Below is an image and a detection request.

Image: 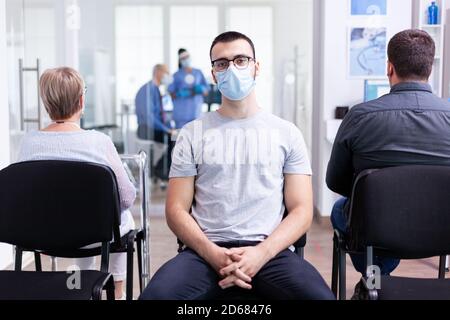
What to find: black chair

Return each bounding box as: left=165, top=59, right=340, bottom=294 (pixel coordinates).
left=0, top=161, right=142, bottom=300
left=332, top=166, right=450, bottom=300
left=0, top=161, right=117, bottom=300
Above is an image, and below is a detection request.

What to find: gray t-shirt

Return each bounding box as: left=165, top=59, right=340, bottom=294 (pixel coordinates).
left=170, top=110, right=312, bottom=243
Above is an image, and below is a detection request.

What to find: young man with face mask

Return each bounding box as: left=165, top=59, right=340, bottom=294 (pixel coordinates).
left=139, top=31, right=334, bottom=300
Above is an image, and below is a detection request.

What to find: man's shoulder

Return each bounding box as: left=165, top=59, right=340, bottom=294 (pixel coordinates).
left=135, top=81, right=153, bottom=98
left=260, top=111, right=288, bottom=124
left=262, top=112, right=301, bottom=132
left=349, top=91, right=450, bottom=117
left=345, top=93, right=403, bottom=123
left=348, top=99, right=383, bottom=116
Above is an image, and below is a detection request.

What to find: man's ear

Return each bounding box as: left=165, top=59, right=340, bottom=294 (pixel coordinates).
left=387, top=61, right=395, bottom=78
left=254, top=61, right=260, bottom=79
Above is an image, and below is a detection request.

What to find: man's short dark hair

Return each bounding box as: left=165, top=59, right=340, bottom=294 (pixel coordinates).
left=388, top=29, right=435, bottom=80
left=210, top=31, right=256, bottom=60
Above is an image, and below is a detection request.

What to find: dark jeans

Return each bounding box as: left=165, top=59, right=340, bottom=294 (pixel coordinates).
left=331, top=197, right=401, bottom=276
left=137, top=125, right=174, bottom=180
left=139, top=241, right=334, bottom=300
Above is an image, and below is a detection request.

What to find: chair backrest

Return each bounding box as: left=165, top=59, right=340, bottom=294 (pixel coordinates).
left=348, top=165, right=450, bottom=259
left=0, top=161, right=122, bottom=252
left=295, top=234, right=307, bottom=249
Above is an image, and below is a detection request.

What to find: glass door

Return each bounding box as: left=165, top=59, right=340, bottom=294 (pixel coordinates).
left=6, top=0, right=57, bottom=162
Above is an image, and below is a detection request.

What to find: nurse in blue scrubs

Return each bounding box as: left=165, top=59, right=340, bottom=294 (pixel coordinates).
left=169, top=49, right=210, bottom=129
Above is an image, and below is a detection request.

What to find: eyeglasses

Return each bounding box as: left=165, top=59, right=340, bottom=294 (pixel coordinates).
left=211, top=56, right=255, bottom=72
left=83, top=86, right=87, bottom=95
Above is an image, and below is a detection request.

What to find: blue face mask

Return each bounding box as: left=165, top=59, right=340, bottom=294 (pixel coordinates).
left=180, top=58, right=192, bottom=69
left=215, top=65, right=256, bottom=101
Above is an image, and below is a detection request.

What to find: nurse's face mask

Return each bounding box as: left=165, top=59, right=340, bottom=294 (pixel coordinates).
left=212, top=55, right=256, bottom=101
left=180, top=57, right=192, bottom=69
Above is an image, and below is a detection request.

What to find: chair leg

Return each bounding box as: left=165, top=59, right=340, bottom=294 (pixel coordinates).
left=51, top=256, right=58, bottom=271
left=439, top=255, right=446, bottom=279
left=149, top=144, right=155, bottom=179
left=338, top=247, right=347, bottom=300
left=34, top=252, right=42, bottom=271
left=331, top=235, right=339, bottom=298
left=105, top=276, right=116, bottom=301
left=298, top=247, right=305, bottom=260
left=93, top=275, right=115, bottom=301
left=15, top=247, right=23, bottom=271
left=136, top=236, right=144, bottom=293
left=93, top=281, right=104, bottom=301
left=126, top=237, right=134, bottom=300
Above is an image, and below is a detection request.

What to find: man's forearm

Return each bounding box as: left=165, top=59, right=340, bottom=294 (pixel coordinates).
left=258, top=207, right=312, bottom=260
left=167, top=207, right=216, bottom=259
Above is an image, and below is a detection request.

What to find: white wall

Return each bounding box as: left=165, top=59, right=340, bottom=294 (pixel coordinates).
left=313, top=0, right=412, bottom=216
left=0, top=0, right=13, bottom=270
left=273, top=0, right=313, bottom=149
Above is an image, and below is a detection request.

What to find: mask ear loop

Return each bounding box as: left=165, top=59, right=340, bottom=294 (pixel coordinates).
left=252, top=59, right=258, bottom=81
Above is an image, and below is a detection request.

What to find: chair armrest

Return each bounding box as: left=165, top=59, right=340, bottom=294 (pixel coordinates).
left=294, top=234, right=307, bottom=249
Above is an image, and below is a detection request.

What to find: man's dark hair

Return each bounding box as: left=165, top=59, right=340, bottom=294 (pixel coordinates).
left=210, top=31, right=256, bottom=60
left=388, top=29, right=435, bottom=80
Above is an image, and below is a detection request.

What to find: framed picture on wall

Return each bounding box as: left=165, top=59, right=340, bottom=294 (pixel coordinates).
left=348, top=27, right=387, bottom=78
left=350, top=0, right=387, bottom=16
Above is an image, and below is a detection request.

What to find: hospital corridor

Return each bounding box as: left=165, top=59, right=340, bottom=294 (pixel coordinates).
left=1, top=0, right=450, bottom=307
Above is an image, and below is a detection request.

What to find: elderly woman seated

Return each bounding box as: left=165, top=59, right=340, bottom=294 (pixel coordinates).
left=17, top=67, right=135, bottom=300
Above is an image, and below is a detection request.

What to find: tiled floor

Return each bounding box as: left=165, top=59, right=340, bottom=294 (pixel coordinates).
left=24, top=186, right=448, bottom=299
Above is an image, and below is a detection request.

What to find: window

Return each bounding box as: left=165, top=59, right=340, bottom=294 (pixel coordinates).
left=170, top=6, right=219, bottom=82
left=24, top=7, right=56, bottom=68
left=115, top=5, right=164, bottom=109
left=114, top=4, right=274, bottom=115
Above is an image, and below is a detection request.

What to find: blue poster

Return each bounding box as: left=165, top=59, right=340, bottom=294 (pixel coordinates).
left=349, top=27, right=387, bottom=78
left=351, top=0, right=387, bottom=15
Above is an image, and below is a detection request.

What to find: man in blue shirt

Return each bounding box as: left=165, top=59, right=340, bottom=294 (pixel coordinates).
left=136, top=64, right=173, bottom=139
left=136, top=64, right=175, bottom=179
left=169, top=49, right=210, bottom=129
